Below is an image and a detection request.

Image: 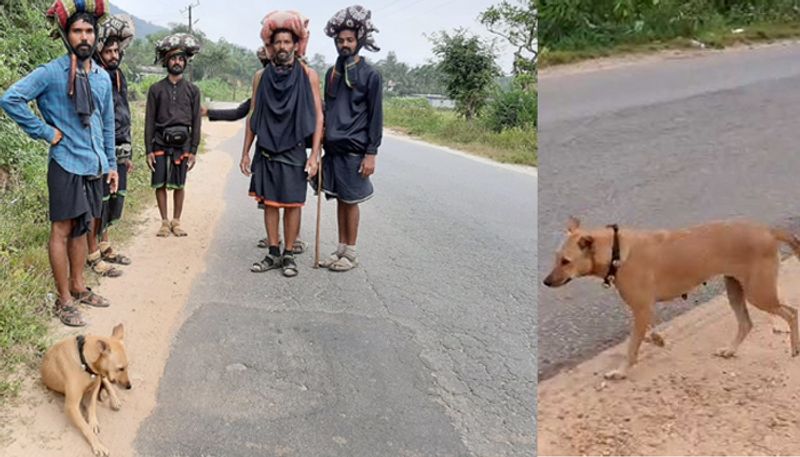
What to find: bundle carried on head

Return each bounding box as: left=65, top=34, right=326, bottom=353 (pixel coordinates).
left=96, top=14, right=136, bottom=54
left=45, top=0, right=109, bottom=121
left=324, top=5, right=380, bottom=53
left=153, top=33, right=201, bottom=66
left=259, top=10, right=310, bottom=60
left=46, top=0, right=108, bottom=35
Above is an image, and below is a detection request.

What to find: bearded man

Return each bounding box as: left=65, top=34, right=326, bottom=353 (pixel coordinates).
left=0, top=0, right=118, bottom=326
left=144, top=33, right=202, bottom=237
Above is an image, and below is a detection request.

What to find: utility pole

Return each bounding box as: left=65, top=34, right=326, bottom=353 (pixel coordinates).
left=181, top=1, right=200, bottom=33
left=180, top=1, right=200, bottom=81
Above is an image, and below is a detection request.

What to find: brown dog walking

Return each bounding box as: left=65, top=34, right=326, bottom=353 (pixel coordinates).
left=544, top=217, right=800, bottom=380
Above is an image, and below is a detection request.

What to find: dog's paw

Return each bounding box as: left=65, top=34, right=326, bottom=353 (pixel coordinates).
left=603, top=369, right=627, bottom=380
left=89, top=419, right=101, bottom=435
left=646, top=332, right=665, bottom=347
left=98, top=388, right=108, bottom=403
left=110, top=397, right=122, bottom=411
left=91, top=439, right=109, bottom=456
left=714, top=347, right=736, bottom=358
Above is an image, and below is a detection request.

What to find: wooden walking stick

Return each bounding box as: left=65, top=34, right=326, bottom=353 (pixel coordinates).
left=314, top=153, right=323, bottom=268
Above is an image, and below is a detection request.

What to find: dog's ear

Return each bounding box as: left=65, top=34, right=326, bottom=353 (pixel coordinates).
left=112, top=323, right=124, bottom=340
left=567, top=216, right=581, bottom=233
left=96, top=339, right=110, bottom=355
left=578, top=235, right=594, bottom=251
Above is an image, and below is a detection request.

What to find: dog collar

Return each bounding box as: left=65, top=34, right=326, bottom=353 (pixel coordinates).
left=76, top=335, right=98, bottom=378
left=603, top=224, right=621, bottom=288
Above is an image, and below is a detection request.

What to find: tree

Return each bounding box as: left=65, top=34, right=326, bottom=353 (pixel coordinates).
left=307, top=53, right=329, bottom=78
left=407, top=63, right=444, bottom=95
left=375, top=51, right=412, bottom=95
left=121, top=24, right=260, bottom=99
left=430, top=29, right=499, bottom=120
left=479, top=0, right=537, bottom=87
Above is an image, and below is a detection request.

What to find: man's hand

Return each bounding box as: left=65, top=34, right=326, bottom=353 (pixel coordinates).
left=305, top=156, right=319, bottom=180
left=240, top=154, right=252, bottom=176
left=124, top=158, right=134, bottom=172
left=107, top=171, right=119, bottom=194
left=187, top=154, right=196, bottom=171
left=51, top=128, right=63, bottom=145
left=359, top=154, right=376, bottom=178
left=146, top=153, right=156, bottom=172
left=200, top=106, right=208, bottom=117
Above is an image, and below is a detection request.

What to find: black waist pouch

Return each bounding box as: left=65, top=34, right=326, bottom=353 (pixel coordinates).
left=162, top=125, right=190, bottom=147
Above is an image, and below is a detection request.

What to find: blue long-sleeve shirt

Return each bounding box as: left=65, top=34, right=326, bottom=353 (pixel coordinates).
left=0, top=54, right=116, bottom=176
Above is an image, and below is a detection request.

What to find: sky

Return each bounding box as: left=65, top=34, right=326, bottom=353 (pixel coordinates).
left=112, top=0, right=514, bottom=74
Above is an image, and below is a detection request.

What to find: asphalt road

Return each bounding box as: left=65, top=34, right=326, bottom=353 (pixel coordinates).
left=135, top=130, right=537, bottom=456
left=538, top=43, right=800, bottom=380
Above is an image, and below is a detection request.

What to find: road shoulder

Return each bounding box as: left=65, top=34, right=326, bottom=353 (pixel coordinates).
left=384, top=129, right=537, bottom=177
left=0, top=121, right=238, bottom=457
left=538, top=257, right=800, bottom=455
left=539, top=39, right=800, bottom=79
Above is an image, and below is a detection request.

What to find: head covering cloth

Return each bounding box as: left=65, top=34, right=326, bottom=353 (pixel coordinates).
left=153, top=33, right=201, bottom=66
left=251, top=10, right=316, bottom=153
left=258, top=10, right=310, bottom=62
left=45, top=0, right=109, bottom=127
left=95, top=14, right=135, bottom=57
left=323, top=5, right=380, bottom=97
left=324, top=5, right=380, bottom=54
left=94, top=14, right=136, bottom=88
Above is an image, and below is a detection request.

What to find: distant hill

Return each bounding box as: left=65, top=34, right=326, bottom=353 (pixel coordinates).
left=109, top=4, right=167, bottom=38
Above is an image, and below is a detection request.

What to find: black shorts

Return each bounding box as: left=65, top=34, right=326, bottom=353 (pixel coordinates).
left=47, top=159, right=102, bottom=238
left=321, top=152, right=374, bottom=204
left=152, top=147, right=190, bottom=190
left=101, top=163, right=128, bottom=231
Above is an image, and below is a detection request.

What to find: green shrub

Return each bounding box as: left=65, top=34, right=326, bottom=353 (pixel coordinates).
left=383, top=98, right=443, bottom=135
left=540, top=0, right=800, bottom=53
left=383, top=97, right=536, bottom=166
left=484, top=86, right=537, bottom=132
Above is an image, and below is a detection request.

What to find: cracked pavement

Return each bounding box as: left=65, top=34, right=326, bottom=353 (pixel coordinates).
left=135, top=129, right=537, bottom=456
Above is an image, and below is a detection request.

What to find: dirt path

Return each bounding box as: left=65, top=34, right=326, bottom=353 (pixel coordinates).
left=0, top=121, right=238, bottom=457
left=538, top=257, right=800, bottom=456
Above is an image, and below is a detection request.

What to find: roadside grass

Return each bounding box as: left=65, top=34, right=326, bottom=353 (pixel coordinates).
left=0, top=104, right=159, bottom=402
left=383, top=98, right=536, bottom=166
left=541, top=16, right=800, bottom=68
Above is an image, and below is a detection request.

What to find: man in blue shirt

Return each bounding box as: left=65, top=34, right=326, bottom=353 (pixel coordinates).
left=0, top=11, right=118, bottom=327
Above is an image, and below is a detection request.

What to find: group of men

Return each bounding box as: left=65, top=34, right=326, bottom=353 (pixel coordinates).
left=207, top=6, right=383, bottom=278
left=0, top=2, right=383, bottom=326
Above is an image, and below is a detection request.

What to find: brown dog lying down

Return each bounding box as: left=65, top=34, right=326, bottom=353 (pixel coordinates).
left=40, top=324, right=131, bottom=456
left=543, top=217, right=800, bottom=380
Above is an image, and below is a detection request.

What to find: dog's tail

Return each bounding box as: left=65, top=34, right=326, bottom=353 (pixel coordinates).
left=772, top=228, right=800, bottom=259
